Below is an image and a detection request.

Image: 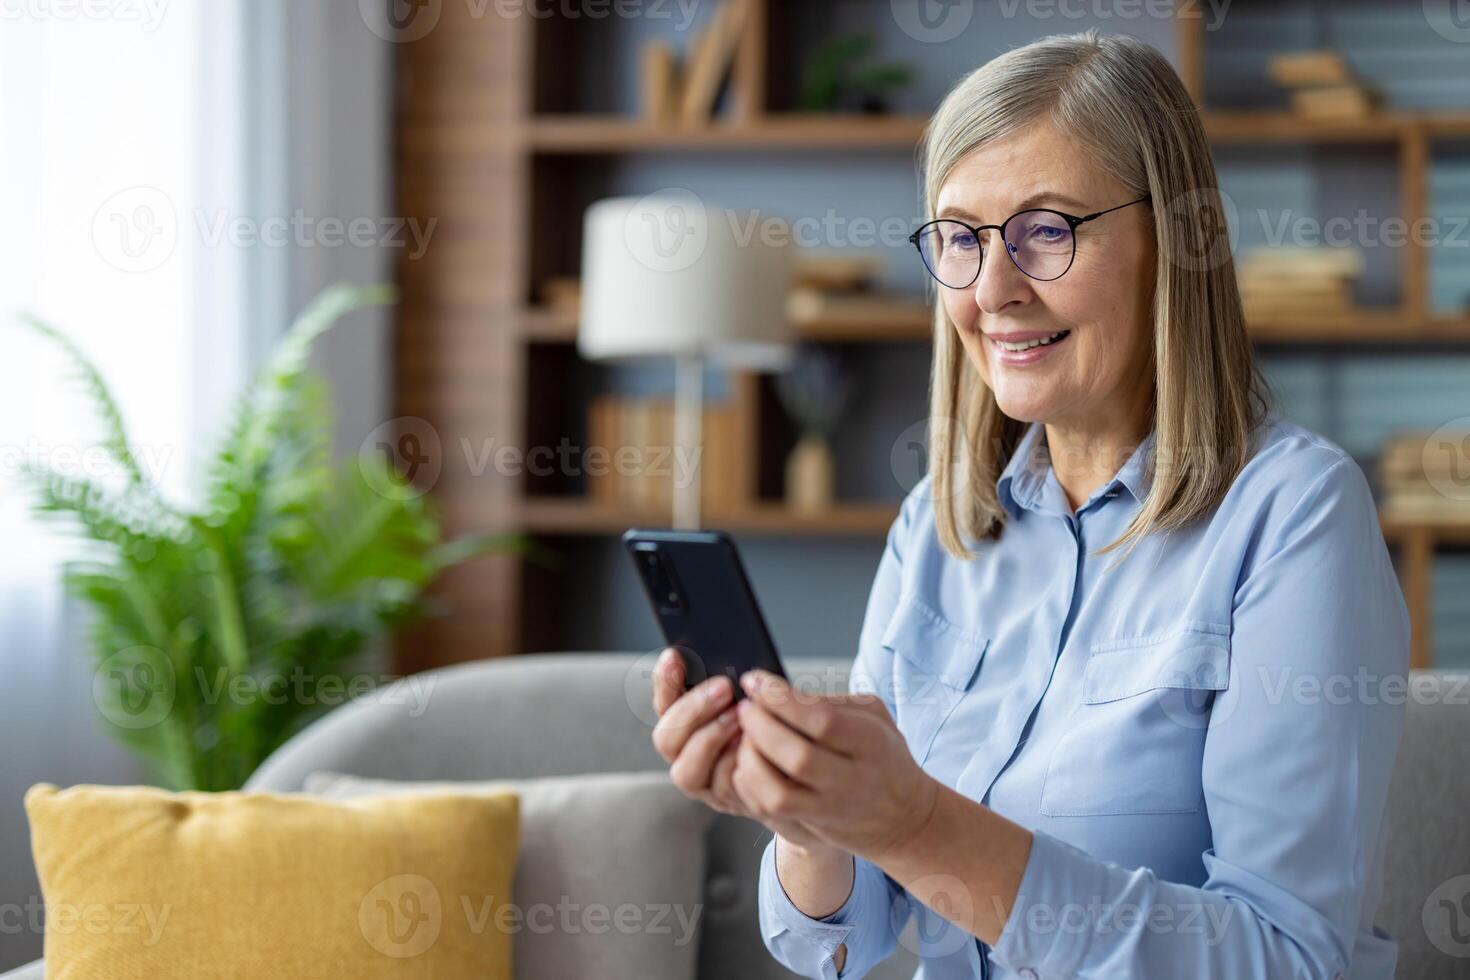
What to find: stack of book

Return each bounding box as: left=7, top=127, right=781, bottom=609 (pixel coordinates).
left=1267, top=50, right=1379, bottom=121
left=640, top=0, right=754, bottom=126
left=585, top=396, right=744, bottom=515
left=1235, top=245, right=1363, bottom=321
left=1379, top=431, right=1470, bottom=520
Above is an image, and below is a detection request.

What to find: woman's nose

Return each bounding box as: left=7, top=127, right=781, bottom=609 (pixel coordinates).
left=972, top=231, right=1032, bottom=315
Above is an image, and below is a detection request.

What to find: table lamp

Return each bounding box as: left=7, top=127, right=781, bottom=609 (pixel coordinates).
left=579, top=191, right=794, bottom=529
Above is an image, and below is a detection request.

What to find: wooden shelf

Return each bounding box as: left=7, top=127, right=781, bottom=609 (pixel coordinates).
left=516, top=110, right=1470, bottom=154
left=520, top=496, right=899, bottom=536
left=521, top=114, right=929, bottom=153
left=1248, top=311, right=1470, bottom=344
left=1381, top=512, right=1470, bottom=545
left=520, top=298, right=935, bottom=345
left=527, top=304, right=1470, bottom=347
left=1203, top=110, right=1470, bottom=144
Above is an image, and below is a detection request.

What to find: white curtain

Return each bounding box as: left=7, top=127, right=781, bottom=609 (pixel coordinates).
left=0, top=2, right=392, bottom=968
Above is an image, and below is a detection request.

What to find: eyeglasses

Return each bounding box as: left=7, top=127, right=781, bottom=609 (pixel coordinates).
left=908, top=194, right=1151, bottom=287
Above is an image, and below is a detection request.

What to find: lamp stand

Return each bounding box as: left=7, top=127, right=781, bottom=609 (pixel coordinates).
left=672, top=353, right=703, bottom=530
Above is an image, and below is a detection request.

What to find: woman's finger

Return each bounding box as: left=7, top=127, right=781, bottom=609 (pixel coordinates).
left=740, top=670, right=863, bottom=757
left=652, top=674, right=734, bottom=762
left=651, top=647, right=685, bottom=718
left=732, top=726, right=821, bottom=821
left=706, top=727, right=744, bottom=811
left=737, top=697, right=845, bottom=790
left=668, top=703, right=740, bottom=795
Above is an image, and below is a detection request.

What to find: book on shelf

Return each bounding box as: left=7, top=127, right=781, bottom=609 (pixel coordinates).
left=640, top=39, right=680, bottom=124
left=1289, top=84, right=1378, bottom=121
left=679, top=0, right=752, bottom=126
left=1267, top=51, right=1351, bottom=88
left=1265, top=49, right=1378, bottom=122
left=585, top=395, right=744, bottom=516
left=1378, top=431, right=1470, bottom=521
left=1235, top=245, right=1362, bottom=318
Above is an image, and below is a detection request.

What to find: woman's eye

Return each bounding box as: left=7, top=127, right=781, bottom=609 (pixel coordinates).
left=1030, top=224, right=1067, bottom=242
left=949, top=231, right=978, bottom=251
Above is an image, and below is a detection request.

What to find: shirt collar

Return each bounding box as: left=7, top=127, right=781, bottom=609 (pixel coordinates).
left=996, top=422, right=1156, bottom=517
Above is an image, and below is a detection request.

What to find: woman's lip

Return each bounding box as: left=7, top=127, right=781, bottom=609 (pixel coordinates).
left=987, top=330, right=1071, bottom=366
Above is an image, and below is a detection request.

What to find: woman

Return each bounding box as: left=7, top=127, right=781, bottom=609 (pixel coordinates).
left=650, top=30, right=1407, bottom=980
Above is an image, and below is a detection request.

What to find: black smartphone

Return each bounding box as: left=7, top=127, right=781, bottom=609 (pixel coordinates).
left=622, top=528, right=788, bottom=701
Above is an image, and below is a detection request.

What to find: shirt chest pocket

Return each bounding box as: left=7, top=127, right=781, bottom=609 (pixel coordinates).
left=1040, top=625, right=1231, bottom=817
left=880, top=595, right=989, bottom=766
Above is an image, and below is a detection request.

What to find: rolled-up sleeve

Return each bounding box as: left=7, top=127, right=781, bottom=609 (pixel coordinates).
left=758, top=838, right=908, bottom=978
left=756, top=480, right=924, bottom=978
left=989, top=457, right=1408, bottom=979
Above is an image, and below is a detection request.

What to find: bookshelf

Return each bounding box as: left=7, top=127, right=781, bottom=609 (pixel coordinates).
left=394, top=0, right=1470, bottom=668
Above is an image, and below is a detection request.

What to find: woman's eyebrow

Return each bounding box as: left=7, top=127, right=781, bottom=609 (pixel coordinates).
left=937, top=192, right=1091, bottom=222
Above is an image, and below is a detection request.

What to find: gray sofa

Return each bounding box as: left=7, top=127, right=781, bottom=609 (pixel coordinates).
left=6, top=655, right=1469, bottom=978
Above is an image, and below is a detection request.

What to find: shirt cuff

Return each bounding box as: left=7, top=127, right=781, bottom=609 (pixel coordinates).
left=990, top=829, right=1105, bottom=979
left=760, top=836, right=860, bottom=950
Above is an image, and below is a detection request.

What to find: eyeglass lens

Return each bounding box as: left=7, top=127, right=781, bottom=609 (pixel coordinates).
left=915, top=210, right=1075, bottom=286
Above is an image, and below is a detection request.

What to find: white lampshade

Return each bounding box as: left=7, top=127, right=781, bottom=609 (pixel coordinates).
left=578, top=191, right=795, bottom=370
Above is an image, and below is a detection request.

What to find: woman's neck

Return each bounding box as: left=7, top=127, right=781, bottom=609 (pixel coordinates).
left=1043, top=406, right=1152, bottom=512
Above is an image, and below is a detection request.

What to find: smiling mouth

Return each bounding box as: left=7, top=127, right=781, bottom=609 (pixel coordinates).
left=990, top=330, right=1071, bottom=352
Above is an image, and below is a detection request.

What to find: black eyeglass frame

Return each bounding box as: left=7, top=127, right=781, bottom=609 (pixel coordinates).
left=908, top=193, right=1152, bottom=286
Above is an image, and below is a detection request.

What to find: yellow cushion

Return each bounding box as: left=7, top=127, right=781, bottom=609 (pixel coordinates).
left=25, top=783, right=519, bottom=979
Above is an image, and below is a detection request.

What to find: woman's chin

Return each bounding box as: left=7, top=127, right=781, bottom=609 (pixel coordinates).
left=992, top=391, right=1057, bottom=426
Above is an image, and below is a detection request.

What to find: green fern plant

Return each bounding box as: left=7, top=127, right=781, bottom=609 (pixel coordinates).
left=18, top=283, right=522, bottom=791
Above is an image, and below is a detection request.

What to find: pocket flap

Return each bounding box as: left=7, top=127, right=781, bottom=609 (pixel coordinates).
left=1082, top=626, right=1230, bottom=704
left=880, top=595, right=988, bottom=689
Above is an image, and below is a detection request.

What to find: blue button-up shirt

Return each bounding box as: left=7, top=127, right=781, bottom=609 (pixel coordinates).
left=758, top=416, right=1408, bottom=979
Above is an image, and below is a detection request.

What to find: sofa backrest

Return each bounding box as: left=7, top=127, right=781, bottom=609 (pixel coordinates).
left=247, top=653, right=918, bottom=980
left=247, top=654, right=1470, bottom=980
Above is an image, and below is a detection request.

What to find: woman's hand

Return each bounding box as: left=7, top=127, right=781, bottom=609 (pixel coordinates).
left=650, top=648, right=835, bottom=853
left=731, top=668, right=939, bottom=865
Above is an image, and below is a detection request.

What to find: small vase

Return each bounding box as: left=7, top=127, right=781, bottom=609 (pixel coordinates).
left=785, top=433, right=835, bottom=513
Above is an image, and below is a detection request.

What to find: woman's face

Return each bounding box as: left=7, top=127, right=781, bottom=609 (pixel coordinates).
left=934, top=122, right=1156, bottom=434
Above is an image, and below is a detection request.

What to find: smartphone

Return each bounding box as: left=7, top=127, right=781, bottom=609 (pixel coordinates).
left=622, top=528, right=788, bottom=701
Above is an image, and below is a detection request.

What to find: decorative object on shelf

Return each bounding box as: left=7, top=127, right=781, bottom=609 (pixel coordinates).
left=15, top=285, right=522, bottom=791
left=774, top=343, right=853, bottom=514
left=798, top=33, right=914, bottom=114
left=1267, top=49, right=1379, bottom=121
left=579, top=193, right=794, bottom=529
left=1235, top=245, right=1363, bottom=320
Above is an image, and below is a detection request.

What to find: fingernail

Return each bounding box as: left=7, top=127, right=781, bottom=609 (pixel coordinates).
left=740, top=671, right=758, bottom=693
left=737, top=698, right=751, bottom=715
left=706, top=677, right=730, bottom=702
